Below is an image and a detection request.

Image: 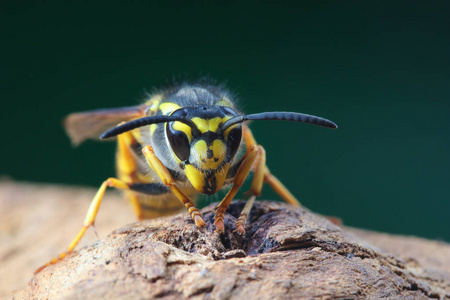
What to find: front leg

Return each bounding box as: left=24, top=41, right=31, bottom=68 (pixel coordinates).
left=214, top=145, right=259, bottom=232
left=242, top=125, right=301, bottom=207
left=232, top=126, right=301, bottom=235
left=142, top=145, right=205, bottom=228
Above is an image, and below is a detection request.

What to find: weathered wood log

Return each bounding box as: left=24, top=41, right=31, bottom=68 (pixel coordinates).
left=1, top=181, right=449, bottom=299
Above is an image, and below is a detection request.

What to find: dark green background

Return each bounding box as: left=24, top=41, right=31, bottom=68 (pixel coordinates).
left=1, top=2, right=449, bottom=241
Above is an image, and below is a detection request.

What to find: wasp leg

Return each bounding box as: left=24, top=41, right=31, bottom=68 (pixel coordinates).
left=234, top=195, right=256, bottom=234
left=263, top=168, right=300, bottom=206
left=141, top=145, right=205, bottom=228
left=214, top=144, right=259, bottom=232
left=230, top=126, right=302, bottom=235
left=242, top=125, right=301, bottom=207
left=232, top=142, right=265, bottom=234
left=35, top=177, right=133, bottom=274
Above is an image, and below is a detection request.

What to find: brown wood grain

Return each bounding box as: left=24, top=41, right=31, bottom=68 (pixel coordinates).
left=1, top=181, right=449, bottom=299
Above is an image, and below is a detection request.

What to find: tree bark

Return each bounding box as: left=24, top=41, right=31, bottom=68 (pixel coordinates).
left=1, top=181, right=449, bottom=299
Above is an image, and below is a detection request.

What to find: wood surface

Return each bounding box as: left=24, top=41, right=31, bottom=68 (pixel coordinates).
left=1, top=181, right=449, bottom=299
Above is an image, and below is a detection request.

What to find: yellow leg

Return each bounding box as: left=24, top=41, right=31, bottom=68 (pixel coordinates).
left=142, top=145, right=205, bottom=228
left=264, top=168, right=300, bottom=206
left=242, top=125, right=301, bottom=207
left=214, top=145, right=259, bottom=232
left=35, top=177, right=131, bottom=274
left=231, top=142, right=266, bottom=234
left=227, top=126, right=301, bottom=235
left=234, top=195, right=256, bottom=234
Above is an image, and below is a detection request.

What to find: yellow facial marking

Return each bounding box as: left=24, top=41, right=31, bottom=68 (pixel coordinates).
left=184, top=165, right=206, bottom=193
left=192, top=116, right=232, bottom=133
left=184, top=163, right=230, bottom=194
left=191, top=139, right=226, bottom=170
left=172, top=121, right=192, bottom=142
left=159, top=102, right=181, bottom=115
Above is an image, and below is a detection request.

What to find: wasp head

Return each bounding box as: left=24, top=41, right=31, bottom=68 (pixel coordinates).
left=166, top=106, right=242, bottom=195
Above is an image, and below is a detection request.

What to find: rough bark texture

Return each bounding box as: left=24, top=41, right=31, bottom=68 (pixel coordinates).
left=1, top=181, right=449, bottom=299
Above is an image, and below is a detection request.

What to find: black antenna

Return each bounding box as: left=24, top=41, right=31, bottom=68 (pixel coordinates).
left=100, top=115, right=200, bottom=139
left=222, top=111, right=338, bottom=131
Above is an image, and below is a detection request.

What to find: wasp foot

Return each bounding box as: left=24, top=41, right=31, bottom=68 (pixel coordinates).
left=193, top=214, right=206, bottom=228
left=214, top=214, right=225, bottom=233
left=234, top=215, right=247, bottom=235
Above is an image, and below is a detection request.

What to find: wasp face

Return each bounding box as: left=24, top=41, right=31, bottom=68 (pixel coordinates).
left=166, top=106, right=242, bottom=195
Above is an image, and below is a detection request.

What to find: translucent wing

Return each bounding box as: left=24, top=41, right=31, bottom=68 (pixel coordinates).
left=64, top=104, right=148, bottom=146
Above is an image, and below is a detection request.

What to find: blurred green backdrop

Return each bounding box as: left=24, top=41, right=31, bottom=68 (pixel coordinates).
left=1, top=2, right=449, bottom=241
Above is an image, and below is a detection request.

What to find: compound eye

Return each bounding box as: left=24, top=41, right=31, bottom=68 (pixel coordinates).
left=226, top=125, right=242, bottom=160
left=166, top=123, right=190, bottom=161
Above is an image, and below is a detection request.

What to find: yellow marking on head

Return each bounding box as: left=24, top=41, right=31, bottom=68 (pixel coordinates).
left=172, top=121, right=192, bottom=142
left=185, top=163, right=230, bottom=194
left=184, top=165, right=206, bottom=193
left=191, top=139, right=226, bottom=170
left=191, top=140, right=207, bottom=164
left=223, top=124, right=239, bottom=140
left=159, top=102, right=181, bottom=115
left=192, top=116, right=232, bottom=133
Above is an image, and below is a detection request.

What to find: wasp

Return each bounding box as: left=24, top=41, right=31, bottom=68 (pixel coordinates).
left=35, top=80, right=337, bottom=273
